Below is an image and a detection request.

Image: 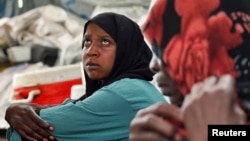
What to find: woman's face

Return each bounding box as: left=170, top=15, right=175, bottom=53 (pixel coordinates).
left=149, top=53, right=183, bottom=105
left=82, top=22, right=116, bottom=81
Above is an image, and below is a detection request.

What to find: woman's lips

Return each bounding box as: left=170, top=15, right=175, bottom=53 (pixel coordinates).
left=86, top=62, right=100, bottom=70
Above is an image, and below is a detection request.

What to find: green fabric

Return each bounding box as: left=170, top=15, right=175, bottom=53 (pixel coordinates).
left=7, top=78, right=167, bottom=141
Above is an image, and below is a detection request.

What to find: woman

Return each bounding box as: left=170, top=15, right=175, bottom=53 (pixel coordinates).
left=5, top=12, right=167, bottom=141
left=130, top=0, right=249, bottom=140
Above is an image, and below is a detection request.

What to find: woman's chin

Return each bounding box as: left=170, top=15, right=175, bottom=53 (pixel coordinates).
left=160, top=88, right=179, bottom=97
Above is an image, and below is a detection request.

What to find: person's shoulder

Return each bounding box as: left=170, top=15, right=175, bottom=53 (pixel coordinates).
left=109, top=78, right=153, bottom=89
left=100, top=78, right=166, bottom=104
left=104, top=78, right=163, bottom=97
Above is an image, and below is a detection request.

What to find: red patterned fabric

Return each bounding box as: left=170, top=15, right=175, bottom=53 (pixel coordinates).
left=144, top=0, right=243, bottom=96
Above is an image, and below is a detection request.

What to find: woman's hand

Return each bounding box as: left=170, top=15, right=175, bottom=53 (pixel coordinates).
left=182, top=75, right=246, bottom=141
left=130, top=102, right=183, bottom=141
left=5, top=103, right=55, bottom=141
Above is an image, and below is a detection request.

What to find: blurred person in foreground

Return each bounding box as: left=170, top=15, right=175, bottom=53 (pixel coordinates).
left=130, top=0, right=249, bottom=140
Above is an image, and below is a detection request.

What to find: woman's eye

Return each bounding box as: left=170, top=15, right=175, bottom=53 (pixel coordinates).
left=102, top=39, right=110, bottom=45
left=83, top=39, right=91, bottom=46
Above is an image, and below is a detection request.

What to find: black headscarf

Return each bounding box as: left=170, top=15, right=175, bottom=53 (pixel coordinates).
left=78, top=12, right=154, bottom=100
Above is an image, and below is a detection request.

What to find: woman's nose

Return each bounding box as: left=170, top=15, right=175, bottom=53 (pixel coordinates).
left=150, top=55, right=160, bottom=73
left=86, top=44, right=98, bottom=57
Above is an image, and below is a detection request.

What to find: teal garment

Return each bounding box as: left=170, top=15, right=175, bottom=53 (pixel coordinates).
left=7, top=78, right=167, bottom=141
